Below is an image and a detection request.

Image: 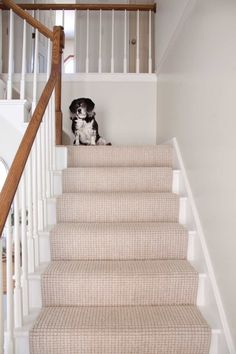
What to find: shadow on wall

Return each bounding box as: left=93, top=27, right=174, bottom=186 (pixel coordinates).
left=62, top=131, right=71, bottom=145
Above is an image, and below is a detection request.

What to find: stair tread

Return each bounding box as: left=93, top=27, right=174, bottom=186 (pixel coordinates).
left=43, top=259, right=197, bottom=276
left=31, top=305, right=210, bottom=331
left=56, top=192, right=179, bottom=223
left=62, top=166, right=173, bottom=192
left=41, top=260, right=198, bottom=306
left=67, top=145, right=173, bottom=167
left=30, top=306, right=211, bottom=353
left=50, top=222, right=188, bottom=260
left=51, top=221, right=187, bottom=233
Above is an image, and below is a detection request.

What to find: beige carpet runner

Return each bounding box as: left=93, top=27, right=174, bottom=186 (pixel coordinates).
left=30, top=145, right=211, bottom=354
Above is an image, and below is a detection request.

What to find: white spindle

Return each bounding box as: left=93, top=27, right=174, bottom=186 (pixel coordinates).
left=111, top=9, right=115, bottom=73
left=20, top=20, right=27, bottom=99
left=86, top=10, right=89, bottom=73
left=32, top=142, right=39, bottom=267
left=74, top=10, right=77, bottom=73
left=41, top=116, right=47, bottom=227
left=32, top=29, right=39, bottom=110
left=13, top=191, right=23, bottom=328
left=61, top=10, right=65, bottom=73
left=123, top=10, right=127, bottom=73
left=136, top=10, right=140, bottom=73
left=0, top=10, right=3, bottom=73
left=37, top=125, right=44, bottom=231
left=51, top=90, right=56, bottom=171
left=46, top=39, right=52, bottom=198
left=6, top=215, right=14, bottom=354
left=0, top=238, right=3, bottom=354
left=27, top=155, right=35, bottom=273
left=7, top=9, right=14, bottom=99
left=148, top=10, right=152, bottom=73
left=21, top=172, right=29, bottom=316
left=32, top=27, right=44, bottom=231
left=98, top=10, right=102, bottom=73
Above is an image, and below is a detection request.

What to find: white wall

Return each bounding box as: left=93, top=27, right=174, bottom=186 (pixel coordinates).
left=61, top=76, right=157, bottom=145
left=156, top=0, right=236, bottom=350
left=14, top=74, right=157, bottom=145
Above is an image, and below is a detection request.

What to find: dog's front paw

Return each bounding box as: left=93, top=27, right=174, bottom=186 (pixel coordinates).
left=74, top=139, right=80, bottom=146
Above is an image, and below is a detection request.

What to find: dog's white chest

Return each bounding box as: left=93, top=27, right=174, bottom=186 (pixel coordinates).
left=76, top=119, right=95, bottom=144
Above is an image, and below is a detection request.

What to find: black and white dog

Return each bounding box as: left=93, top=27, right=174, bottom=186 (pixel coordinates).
left=69, top=98, right=111, bottom=145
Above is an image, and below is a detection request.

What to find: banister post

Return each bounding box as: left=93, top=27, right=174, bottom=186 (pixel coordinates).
left=52, top=26, right=64, bottom=145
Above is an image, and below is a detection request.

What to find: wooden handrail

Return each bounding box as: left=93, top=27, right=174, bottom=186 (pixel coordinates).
left=2, top=0, right=54, bottom=40
left=0, top=2, right=157, bottom=12
left=0, top=24, right=64, bottom=236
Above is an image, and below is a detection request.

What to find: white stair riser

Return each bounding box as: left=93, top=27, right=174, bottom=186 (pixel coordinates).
left=39, top=232, right=51, bottom=263
left=28, top=278, right=42, bottom=309
left=15, top=336, right=29, bottom=354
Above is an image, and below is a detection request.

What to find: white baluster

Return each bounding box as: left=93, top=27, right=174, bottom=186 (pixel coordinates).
left=0, top=238, right=3, bottom=354
left=74, top=10, right=77, bottom=73
left=148, top=10, right=152, bottom=73
left=13, top=191, right=23, bottom=328
left=98, top=10, right=102, bottom=73
left=111, top=9, right=115, bottom=73
left=51, top=90, right=56, bottom=171
left=41, top=115, right=47, bottom=228
left=0, top=9, right=3, bottom=73
left=46, top=39, right=52, bottom=198
left=49, top=9, right=53, bottom=30
left=37, top=125, right=44, bottom=231
left=27, top=155, right=35, bottom=273
left=32, top=142, right=39, bottom=268
left=62, top=10, right=65, bottom=73
left=136, top=10, right=140, bottom=73
left=48, top=96, right=53, bottom=185
left=21, top=172, right=29, bottom=316
left=7, top=9, right=14, bottom=99
left=123, top=10, right=127, bottom=74
left=86, top=9, right=89, bottom=73
left=20, top=20, right=27, bottom=99
left=6, top=215, right=14, bottom=354
left=33, top=28, right=44, bottom=231
left=32, top=29, right=39, bottom=111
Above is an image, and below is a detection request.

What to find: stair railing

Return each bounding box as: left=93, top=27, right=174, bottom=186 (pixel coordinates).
left=0, top=2, right=156, bottom=74
left=0, top=0, right=64, bottom=352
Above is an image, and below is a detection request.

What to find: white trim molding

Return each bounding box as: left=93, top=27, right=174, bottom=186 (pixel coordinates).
left=0, top=73, right=158, bottom=83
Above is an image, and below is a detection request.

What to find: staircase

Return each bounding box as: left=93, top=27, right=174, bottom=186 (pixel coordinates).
left=29, top=145, right=211, bottom=354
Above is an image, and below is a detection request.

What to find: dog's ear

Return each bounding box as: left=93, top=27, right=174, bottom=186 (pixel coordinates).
left=85, top=98, right=95, bottom=112
left=69, top=99, right=78, bottom=114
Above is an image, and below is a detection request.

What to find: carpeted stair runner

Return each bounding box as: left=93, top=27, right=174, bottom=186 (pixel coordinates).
left=30, top=145, right=211, bottom=354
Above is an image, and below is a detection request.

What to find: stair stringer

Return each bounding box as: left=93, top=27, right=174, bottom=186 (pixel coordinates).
left=168, top=137, right=235, bottom=354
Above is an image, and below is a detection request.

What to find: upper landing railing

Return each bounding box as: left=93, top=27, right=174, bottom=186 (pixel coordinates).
left=0, top=2, right=156, bottom=74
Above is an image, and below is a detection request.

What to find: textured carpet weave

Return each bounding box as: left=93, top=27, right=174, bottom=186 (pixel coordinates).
left=56, top=192, right=179, bottom=223
left=50, top=222, right=188, bottom=260
left=30, top=306, right=211, bottom=354
left=62, top=167, right=173, bottom=192
left=30, top=145, right=211, bottom=354
left=41, top=260, right=198, bottom=306
left=67, top=145, right=173, bottom=167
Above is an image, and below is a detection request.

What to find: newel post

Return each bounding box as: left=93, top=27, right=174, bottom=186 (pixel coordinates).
left=52, top=26, right=64, bottom=145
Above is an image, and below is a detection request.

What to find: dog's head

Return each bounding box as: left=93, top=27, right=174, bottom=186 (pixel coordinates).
left=69, top=98, right=95, bottom=119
